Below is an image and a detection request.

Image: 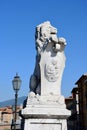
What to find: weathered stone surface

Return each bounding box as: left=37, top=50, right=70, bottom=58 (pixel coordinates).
left=21, top=21, right=71, bottom=130
left=24, top=119, right=67, bottom=130
left=30, top=21, right=66, bottom=97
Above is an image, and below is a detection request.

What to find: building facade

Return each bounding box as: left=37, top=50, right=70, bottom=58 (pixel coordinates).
left=0, top=106, right=12, bottom=130
left=0, top=106, right=21, bottom=130
left=66, top=74, right=87, bottom=130
left=75, top=74, right=87, bottom=130
left=65, top=87, right=79, bottom=130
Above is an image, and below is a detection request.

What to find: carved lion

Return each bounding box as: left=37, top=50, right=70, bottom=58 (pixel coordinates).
left=29, top=21, right=66, bottom=95
left=35, top=21, right=58, bottom=54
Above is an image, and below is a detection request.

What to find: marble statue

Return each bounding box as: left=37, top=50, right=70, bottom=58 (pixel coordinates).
left=21, top=22, right=71, bottom=130
left=30, top=21, right=66, bottom=97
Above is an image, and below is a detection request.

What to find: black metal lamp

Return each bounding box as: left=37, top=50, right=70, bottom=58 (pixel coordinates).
left=12, top=73, right=22, bottom=92
left=12, top=73, right=22, bottom=130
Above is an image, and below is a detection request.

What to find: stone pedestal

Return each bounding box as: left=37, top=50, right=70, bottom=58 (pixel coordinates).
left=24, top=119, right=67, bottom=130
left=21, top=94, right=71, bottom=130
left=22, top=102, right=70, bottom=130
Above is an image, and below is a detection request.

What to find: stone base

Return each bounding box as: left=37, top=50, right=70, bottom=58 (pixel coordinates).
left=21, top=103, right=71, bottom=130
left=24, top=118, right=67, bottom=130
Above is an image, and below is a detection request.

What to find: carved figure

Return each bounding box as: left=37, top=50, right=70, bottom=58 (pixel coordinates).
left=45, top=59, right=61, bottom=82
left=35, top=21, right=58, bottom=54
left=29, top=21, right=66, bottom=95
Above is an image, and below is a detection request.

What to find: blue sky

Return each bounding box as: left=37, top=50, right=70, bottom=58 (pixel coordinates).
left=0, top=0, right=87, bottom=101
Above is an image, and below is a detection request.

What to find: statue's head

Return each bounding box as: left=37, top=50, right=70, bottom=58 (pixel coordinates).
left=35, top=21, right=66, bottom=54
left=36, top=21, right=57, bottom=41
left=35, top=21, right=58, bottom=53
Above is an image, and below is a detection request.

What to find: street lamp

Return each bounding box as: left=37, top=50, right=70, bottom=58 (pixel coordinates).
left=12, top=73, right=22, bottom=130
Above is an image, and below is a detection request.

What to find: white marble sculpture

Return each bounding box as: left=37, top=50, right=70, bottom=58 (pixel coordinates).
left=29, top=21, right=66, bottom=104
left=21, top=21, right=71, bottom=130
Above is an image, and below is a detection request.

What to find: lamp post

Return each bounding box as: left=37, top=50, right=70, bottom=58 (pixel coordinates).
left=12, top=73, right=22, bottom=130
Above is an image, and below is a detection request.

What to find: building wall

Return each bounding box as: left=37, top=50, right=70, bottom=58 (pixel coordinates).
left=0, top=124, right=11, bottom=130
left=0, top=106, right=21, bottom=130
left=76, top=74, right=87, bottom=130
left=66, top=87, right=79, bottom=130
